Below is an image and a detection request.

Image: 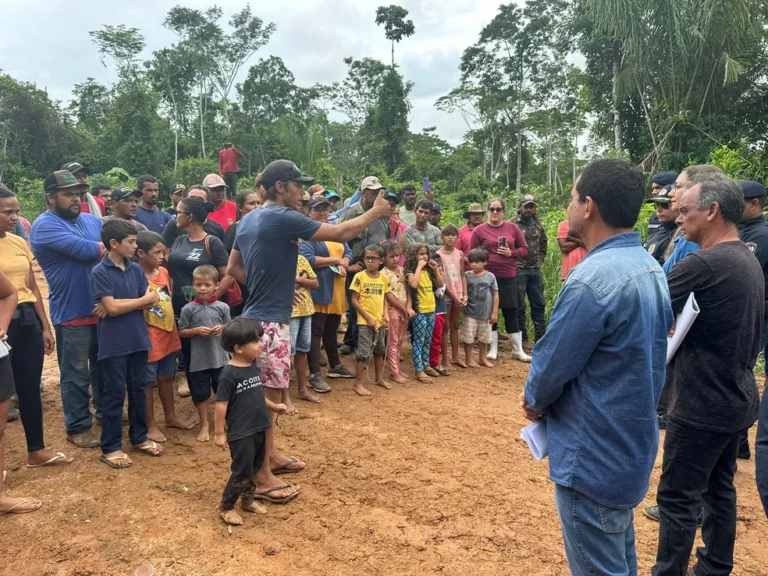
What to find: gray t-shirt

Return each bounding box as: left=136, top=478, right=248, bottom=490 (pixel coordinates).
left=465, top=271, right=498, bottom=320
left=399, top=207, right=417, bottom=227
left=178, top=300, right=231, bottom=372
left=404, top=223, right=442, bottom=255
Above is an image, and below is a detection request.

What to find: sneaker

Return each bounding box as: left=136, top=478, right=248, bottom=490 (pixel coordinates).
left=658, top=414, right=668, bottom=430
left=66, top=430, right=101, bottom=448
left=309, top=373, right=331, bottom=393
left=338, top=345, right=354, bottom=356
left=643, top=505, right=703, bottom=527
left=327, top=364, right=355, bottom=379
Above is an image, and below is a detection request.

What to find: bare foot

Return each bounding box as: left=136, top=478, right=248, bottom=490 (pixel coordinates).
left=298, top=388, right=323, bottom=404
left=391, top=373, right=409, bottom=384
left=375, top=379, right=392, bottom=390
left=196, top=427, right=210, bottom=442
left=284, top=398, right=298, bottom=416
left=188, top=413, right=201, bottom=426
left=353, top=382, right=372, bottom=396
left=414, top=372, right=433, bottom=383
left=452, top=358, right=468, bottom=368
left=480, top=358, right=495, bottom=368
left=241, top=500, right=267, bottom=514
left=146, top=426, right=167, bottom=443
left=466, top=360, right=479, bottom=368
left=219, top=508, right=243, bottom=525
left=165, top=417, right=195, bottom=430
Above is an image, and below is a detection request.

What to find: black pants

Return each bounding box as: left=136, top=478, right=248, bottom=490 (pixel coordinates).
left=343, top=276, right=358, bottom=349
left=492, top=276, right=519, bottom=334
left=492, top=308, right=519, bottom=335
left=7, top=305, right=45, bottom=452
left=516, top=268, right=547, bottom=341
left=652, top=419, right=742, bottom=576
left=309, top=312, right=341, bottom=374
left=223, top=172, right=238, bottom=199
left=188, top=368, right=221, bottom=405
left=221, top=431, right=266, bottom=510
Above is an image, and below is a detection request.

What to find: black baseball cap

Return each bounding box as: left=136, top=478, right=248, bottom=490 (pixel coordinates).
left=112, top=186, right=142, bottom=201
left=431, top=203, right=442, bottom=213
left=646, top=184, right=673, bottom=204
left=741, top=180, right=767, bottom=200
left=385, top=191, right=399, bottom=203
left=44, top=170, right=88, bottom=193
left=309, top=196, right=331, bottom=210
left=651, top=171, right=678, bottom=187
left=261, top=159, right=314, bottom=189
left=61, top=161, right=89, bottom=175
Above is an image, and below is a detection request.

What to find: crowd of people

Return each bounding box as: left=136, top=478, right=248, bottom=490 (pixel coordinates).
left=0, top=152, right=766, bottom=574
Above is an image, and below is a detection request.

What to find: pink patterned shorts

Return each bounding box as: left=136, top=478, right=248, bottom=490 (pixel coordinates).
left=257, top=321, right=291, bottom=389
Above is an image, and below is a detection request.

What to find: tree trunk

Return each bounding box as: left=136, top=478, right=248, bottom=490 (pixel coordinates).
left=174, top=129, right=178, bottom=173
left=516, top=129, right=522, bottom=193
left=391, top=40, right=395, bottom=68
left=612, top=57, right=623, bottom=153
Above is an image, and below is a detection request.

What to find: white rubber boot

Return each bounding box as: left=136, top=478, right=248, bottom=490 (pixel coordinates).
left=487, top=330, right=499, bottom=361
left=510, top=332, right=531, bottom=362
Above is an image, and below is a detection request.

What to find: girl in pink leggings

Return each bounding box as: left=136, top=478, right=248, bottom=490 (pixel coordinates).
left=381, top=241, right=409, bottom=384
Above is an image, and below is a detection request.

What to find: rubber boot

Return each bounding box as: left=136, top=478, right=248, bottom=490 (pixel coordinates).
left=509, top=332, right=531, bottom=362
left=487, top=330, right=499, bottom=361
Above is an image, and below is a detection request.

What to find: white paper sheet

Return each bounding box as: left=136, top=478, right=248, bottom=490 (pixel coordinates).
left=666, top=293, right=699, bottom=364
left=0, top=341, right=10, bottom=360
left=521, top=419, right=548, bottom=461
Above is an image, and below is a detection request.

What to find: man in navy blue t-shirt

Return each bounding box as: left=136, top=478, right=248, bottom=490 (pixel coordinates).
left=227, top=159, right=390, bottom=502
left=135, top=175, right=172, bottom=234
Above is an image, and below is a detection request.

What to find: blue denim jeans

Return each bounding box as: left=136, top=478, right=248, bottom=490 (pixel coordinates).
left=99, top=351, right=149, bottom=454
left=555, top=484, right=638, bottom=576
left=55, top=325, right=103, bottom=435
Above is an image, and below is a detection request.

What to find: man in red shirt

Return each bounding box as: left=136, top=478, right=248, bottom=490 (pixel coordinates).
left=61, top=162, right=105, bottom=217
left=218, top=140, right=243, bottom=199
left=203, top=173, right=237, bottom=232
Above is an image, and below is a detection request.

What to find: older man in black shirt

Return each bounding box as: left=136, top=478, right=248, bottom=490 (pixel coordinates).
left=652, top=173, right=763, bottom=576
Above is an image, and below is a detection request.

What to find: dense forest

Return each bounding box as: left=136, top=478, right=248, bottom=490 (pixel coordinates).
left=1, top=0, right=767, bottom=224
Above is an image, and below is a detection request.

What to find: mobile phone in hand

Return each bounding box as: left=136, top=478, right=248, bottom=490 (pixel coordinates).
left=422, top=177, right=430, bottom=193
left=498, top=236, right=508, bottom=249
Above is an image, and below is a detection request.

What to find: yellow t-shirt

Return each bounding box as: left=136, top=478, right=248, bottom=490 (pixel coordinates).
left=0, top=233, right=35, bottom=304
left=350, top=270, right=390, bottom=328
left=407, top=269, right=436, bottom=313
left=292, top=255, right=317, bottom=318
left=314, top=242, right=348, bottom=316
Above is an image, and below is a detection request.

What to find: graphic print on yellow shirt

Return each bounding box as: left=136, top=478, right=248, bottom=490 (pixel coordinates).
left=292, top=255, right=317, bottom=318
left=350, top=271, right=390, bottom=327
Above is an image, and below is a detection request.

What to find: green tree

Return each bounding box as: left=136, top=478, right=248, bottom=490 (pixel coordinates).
left=364, top=68, right=411, bottom=174
left=333, top=57, right=389, bottom=126
left=375, top=5, right=416, bottom=67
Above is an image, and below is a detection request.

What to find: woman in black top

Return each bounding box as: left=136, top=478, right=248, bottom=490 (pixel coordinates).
left=224, top=190, right=260, bottom=317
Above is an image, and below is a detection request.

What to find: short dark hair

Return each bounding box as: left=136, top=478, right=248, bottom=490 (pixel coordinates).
left=235, top=190, right=258, bottom=210
left=91, top=184, right=111, bottom=195
left=193, top=264, right=219, bottom=282
left=441, top=223, right=459, bottom=237
left=402, top=185, right=416, bottom=194
left=265, top=184, right=278, bottom=202
left=221, top=317, right=264, bottom=353
left=183, top=185, right=207, bottom=199
left=576, top=159, right=645, bottom=228
left=364, top=244, right=385, bottom=258
left=101, top=218, right=137, bottom=249
left=0, top=184, right=15, bottom=199
left=137, top=175, right=158, bottom=192
left=693, top=174, right=745, bottom=224
left=416, top=200, right=433, bottom=212
left=136, top=230, right=165, bottom=253
left=381, top=240, right=400, bottom=257
left=467, top=247, right=489, bottom=263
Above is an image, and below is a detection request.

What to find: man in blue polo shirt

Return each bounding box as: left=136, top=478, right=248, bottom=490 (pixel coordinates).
left=31, top=170, right=105, bottom=448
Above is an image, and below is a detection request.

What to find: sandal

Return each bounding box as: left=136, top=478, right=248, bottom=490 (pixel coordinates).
left=424, top=366, right=440, bottom=377
left=100, top=454, right=133, bottom=469
left=27, top=451, right=74, bottom=468
left=415, top=373, right=433, bottom=384
left=272, top=457, right=305, bottom=475
left=132, top=441, right=164, bottom=457
left=434, top=366, right=450, bottom=377
left=252, top=484, right=300, bottom=504
left=0, top=497, right=42, bottom=515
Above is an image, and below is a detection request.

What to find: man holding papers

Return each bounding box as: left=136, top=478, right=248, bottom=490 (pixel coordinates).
left=520, top=159, right=672, bottom=576
left=651, top=173, right=763, bottom=576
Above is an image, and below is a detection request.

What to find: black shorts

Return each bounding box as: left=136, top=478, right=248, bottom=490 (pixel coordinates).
left=0, top=354, right=15, bottom=403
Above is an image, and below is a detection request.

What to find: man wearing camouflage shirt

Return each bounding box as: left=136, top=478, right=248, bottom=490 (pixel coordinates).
left=514, top=195, right=548, bottom=347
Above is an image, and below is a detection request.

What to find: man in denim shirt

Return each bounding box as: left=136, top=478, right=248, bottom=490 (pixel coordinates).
left=521, top=159, right=673, bottom=576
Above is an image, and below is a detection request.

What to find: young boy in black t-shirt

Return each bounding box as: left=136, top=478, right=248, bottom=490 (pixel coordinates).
left=215, top=317, right=288, bottom=525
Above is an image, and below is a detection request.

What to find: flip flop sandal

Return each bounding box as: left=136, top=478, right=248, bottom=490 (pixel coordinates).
left=100, top=454, right=133, bottom=469
left=416, top=374, right=433, bottom=384
left=424, top=367, right=440, bottom=377
left=272, top=457, right=305, bottom=475
left=435, top=367, right=450, bottom=376
left=131, top=441, right=164, bottom=457
left=252, top=484, right=300, bottom=504
left=27, top=452, right=74, bottom=468
left=0, top=497, right=42, bottom=515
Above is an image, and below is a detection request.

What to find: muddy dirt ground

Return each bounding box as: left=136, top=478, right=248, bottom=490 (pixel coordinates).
left=1, top=278, right=767, bottom=575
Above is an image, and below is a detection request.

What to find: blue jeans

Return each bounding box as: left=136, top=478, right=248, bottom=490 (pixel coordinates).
left=555, top=484, right=638, bottom=576
left=55, top=325, right=103, bottom=435
left=99, top=351, right=149, bottom=454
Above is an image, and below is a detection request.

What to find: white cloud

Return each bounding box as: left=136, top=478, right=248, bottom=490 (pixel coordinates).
left=0, top=0, right=506, bottom=144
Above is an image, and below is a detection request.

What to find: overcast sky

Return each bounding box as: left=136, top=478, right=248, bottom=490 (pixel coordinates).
left=1, top=0, right=504, bottom=145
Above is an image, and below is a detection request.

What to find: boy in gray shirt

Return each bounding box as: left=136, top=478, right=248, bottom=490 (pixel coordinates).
left=178, top=265, right=231, bottom=442
left=462, top=248, right=498, bottom=368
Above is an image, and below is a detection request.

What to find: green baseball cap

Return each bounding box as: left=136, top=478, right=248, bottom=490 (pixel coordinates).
left=44, top=170, right=87, bottom=193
